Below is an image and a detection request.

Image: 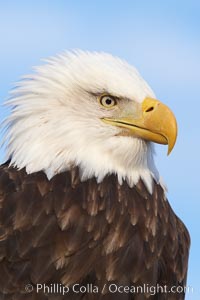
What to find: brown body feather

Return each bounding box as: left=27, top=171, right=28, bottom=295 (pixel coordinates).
left=0, top=162, right=190, bottom=299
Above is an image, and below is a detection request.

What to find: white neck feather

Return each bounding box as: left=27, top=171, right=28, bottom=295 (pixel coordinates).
left=1, top=51, right=162, bottom=194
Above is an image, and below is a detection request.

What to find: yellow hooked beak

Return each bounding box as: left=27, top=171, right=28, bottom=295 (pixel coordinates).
left=102, top=97, right=177, bottom=155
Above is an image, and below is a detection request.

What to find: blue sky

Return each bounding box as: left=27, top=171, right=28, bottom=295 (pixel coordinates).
left=0, top=1, right=199, bottom=299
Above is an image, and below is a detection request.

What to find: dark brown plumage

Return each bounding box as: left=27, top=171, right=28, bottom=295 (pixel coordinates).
left=0, top=162, right=190, bottom=300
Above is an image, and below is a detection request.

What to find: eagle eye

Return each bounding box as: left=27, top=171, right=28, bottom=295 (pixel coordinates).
left=99, top=95, right=117, bottom=108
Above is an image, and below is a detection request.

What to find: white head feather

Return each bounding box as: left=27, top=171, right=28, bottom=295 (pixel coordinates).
left=2, top=51, right=160, bottom=193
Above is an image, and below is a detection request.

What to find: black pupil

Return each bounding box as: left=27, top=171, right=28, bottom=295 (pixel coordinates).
left=105, top=98, right=112, bottom=105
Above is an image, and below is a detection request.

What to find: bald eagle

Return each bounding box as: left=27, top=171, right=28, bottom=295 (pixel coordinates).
left=0, top=51, right=190, bottom=300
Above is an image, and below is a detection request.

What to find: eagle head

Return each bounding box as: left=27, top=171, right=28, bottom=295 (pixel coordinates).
left=3, top=51, right=177, bottom=192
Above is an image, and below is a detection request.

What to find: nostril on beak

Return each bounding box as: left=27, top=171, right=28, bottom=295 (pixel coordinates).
left=145, top=106, right=154, bottom=113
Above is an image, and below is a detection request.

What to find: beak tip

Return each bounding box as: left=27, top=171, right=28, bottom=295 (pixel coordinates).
left=167, top=149, right=171, bottom=156
left=167, top=140, right=176, bottom=156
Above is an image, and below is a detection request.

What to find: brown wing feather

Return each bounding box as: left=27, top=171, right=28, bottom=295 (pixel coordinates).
left=0, top=162, right=190, bottom=299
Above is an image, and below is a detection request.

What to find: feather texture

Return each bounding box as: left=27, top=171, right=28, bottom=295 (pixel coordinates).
left=0, top=162, right=190, bottom=299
